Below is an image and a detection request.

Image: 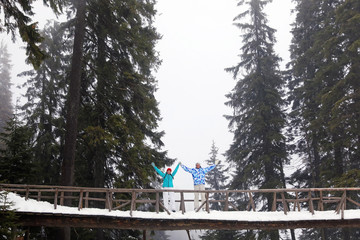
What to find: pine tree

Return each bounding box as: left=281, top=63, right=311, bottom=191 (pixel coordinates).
left=20, top=20, right=72, bottom=185
left=225, top=1, right=287, bottom=239
left=287, top=0, right=327, bottom=190
left=312, top=0, right=347, bottom=187
left=205, top=141, right=229, bottom=210
left=202, top=142, right=238, bottom=240
left=288, top=1, right=332, bottom=239
left=74, top=0, right=171, bottom=191
left=0, top=115, right=35, bottom=184
left=329, top=0, right=360, bottom=178
left=225, top=0, right=287, bottom=206
left=0, top=42, right=13, bottom=144
left=320, top=1, right=360, bottom=238
left=288, top=0, right=359, bottom=239
left=9, top=0, right=168, bottom=238
left=74, top=1, right=170, bottom=238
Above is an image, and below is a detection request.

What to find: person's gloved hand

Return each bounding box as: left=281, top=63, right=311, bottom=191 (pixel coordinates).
left=151, top=162, right=155, bottom=167
left=215, top=160, right=220, bottom=165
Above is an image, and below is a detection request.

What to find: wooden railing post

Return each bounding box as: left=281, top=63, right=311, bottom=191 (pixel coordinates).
left=318, top=190, right=324, bottom=211
left=130, top=190, right=136, bottom=217
left=272, top=192, right=277, bottom=211
left=247, top=192, right=255, bottom=212
left=336, top=191, right=346, bottom=219
left=308, top=190, right=314, bottom=215
left=78, top=190, right=83, bottom=210
left=107, top=190, right=113, bottom=212
left=341, top=190, right=346, bottom=219
left=54, top=188, right=58, bottom=209
left=180, top=192, right=185, bottom=214
left=281, top=192, right=288, bottom=215
left=105, top=191, right=109, bottom=209
left=156, top=191, right=160, bottom=214
left=85, top=192, right=89, bottom=208
left=60, top=191, right=64, bottom=206
left=25, top=186, right=29, bottom=200
left=294, top=191, right=300, bottom=211
left=205, top=192, right=210, bottom=213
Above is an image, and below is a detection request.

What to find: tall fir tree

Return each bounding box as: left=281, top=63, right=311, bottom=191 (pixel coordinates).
left=15, top=0, right=170, bottom=239
left=287, top=0, right=328, bottom=190
left=75, top=0, right=171, bottom=191
left=320, top=1, right=360, bottom=238
left=20, top=20, right=72, bottom=185
left=310, top=0, right=347, bottom=187
left=225, top=0, right=288, bottom=239
left=0, top=42, right=13, bottom=143
left=327, top=0, right=360, bottom=180
left=288, top=0, right=360, bottom=239
left=225, top=0, right=287, bottom=210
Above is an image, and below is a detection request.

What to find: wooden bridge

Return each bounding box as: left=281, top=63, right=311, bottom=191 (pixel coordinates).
left=1, top=184, right=360, bottom=230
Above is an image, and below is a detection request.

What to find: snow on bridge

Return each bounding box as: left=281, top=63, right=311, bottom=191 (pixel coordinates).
left=1, top=184, right=360, bottom=230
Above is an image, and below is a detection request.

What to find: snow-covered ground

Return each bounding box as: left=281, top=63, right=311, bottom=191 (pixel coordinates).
left=2, top=192, right=360, bottom=222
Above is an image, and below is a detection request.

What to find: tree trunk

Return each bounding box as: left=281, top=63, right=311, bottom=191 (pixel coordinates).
left=60, top=0, right=86, bottom=239
left=92, top=6, right=108, bottom=239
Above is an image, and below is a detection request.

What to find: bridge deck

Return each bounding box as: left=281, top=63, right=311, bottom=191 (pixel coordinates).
left=4, top=191, right=360, bottom=230
left=14, top=211, right=360, bottom=230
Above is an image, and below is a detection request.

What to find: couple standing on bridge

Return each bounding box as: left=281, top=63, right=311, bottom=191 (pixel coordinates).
left=151, top=160, right=220, bottom=212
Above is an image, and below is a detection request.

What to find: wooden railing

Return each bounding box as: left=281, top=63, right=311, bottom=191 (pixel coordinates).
left=1, top=184, right=359, bottom=219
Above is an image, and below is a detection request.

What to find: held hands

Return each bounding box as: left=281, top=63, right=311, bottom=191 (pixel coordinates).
left=215, top=160, right=220, bottom=165
left=151, top=162, right=155, bottom=167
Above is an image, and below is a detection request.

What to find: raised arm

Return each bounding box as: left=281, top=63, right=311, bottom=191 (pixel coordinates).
left=203, top=164, right=216, bottom=173
left=151, top=162, right=165, bottom=177
left=172, top=163, right=181, bottom=176
left=180, top=164, right=193, bottom=173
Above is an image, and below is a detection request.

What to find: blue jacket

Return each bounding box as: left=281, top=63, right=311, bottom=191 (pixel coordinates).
left=153, top=163, right=180, bottom=188
left=181, top=164, right=216, bottom=185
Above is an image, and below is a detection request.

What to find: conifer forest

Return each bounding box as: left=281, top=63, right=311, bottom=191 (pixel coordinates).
left=0, top=0, right=359, bottom=239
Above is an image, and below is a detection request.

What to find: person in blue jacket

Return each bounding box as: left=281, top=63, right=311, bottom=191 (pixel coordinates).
left=181, top=161, right=219, bottom=210
left=151, top=162, right=180, bottom=212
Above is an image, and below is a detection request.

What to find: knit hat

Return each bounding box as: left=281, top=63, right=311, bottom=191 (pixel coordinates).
left=167, top=168, right=172, bottom=172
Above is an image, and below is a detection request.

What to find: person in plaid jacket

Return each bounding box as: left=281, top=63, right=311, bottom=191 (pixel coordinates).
left=181, top=161, right=219, bottom=210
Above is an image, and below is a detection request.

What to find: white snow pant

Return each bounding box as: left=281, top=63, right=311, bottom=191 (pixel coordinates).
left=163, top=187, right=175, bottom=211
left=194, top=184, right=205, bottom=210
